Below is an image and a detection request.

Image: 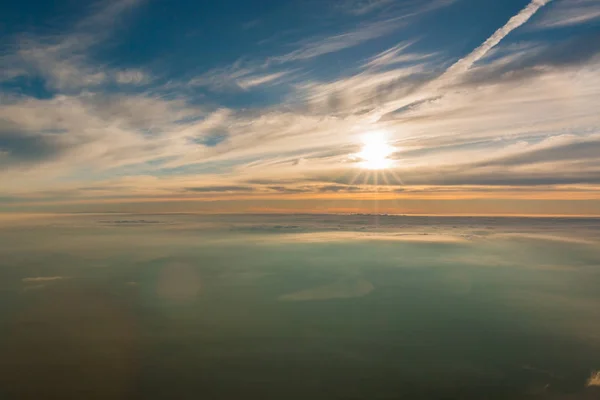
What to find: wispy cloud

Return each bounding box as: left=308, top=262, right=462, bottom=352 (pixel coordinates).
left=535, top=0, right=600, bottom=29
left=237, top=71, right=292, bottom=89
left=334, top=0, right=394, bottom=16
left=363, top=40, right=435, bottom=69
left=298, top=0, right=555, bottom=120
left=186, top=185, right=256, bottom=193
left=190, top=62, right=293, bottom=91
left=1, top=0, right=147, bottom=91
left=77, top=0, right=143, bottom=29
left=22, top=276, right=71, bottom=283
left=438, top=0, right=553, bottom=85
left=336, top=0, right=457, bottom=17
left=268, top=16, right=407, bottom=64
left=279, top=278, right=374, bottom=301
left=372, top=0, right=555, bottom=119
left=0, top=91, right=203, bottom=180
left=114, top=69, right=151, bottom=85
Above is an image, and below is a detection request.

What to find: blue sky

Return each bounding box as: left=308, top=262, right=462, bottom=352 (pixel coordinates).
left=1, top=0, right=600, bottom=214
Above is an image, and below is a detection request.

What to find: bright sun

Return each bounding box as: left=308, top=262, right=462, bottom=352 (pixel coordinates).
left=358, top=131, right=394, bottom=170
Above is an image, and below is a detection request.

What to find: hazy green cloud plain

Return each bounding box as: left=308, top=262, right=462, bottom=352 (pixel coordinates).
left=0, top=214, right=599, bottom=399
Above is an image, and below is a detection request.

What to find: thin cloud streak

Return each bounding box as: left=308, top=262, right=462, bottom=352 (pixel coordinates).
left=535, top=0, right=600, bottom=29
left=268, top=17, right=405, bottom=64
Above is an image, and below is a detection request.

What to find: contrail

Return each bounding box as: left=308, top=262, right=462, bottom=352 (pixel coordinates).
left=438, top=0, right=553, bottom=84
left=373, top=0, right=553, bottom=120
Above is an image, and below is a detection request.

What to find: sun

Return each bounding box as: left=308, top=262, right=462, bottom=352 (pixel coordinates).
left=358, top=131, right=394, bottom=170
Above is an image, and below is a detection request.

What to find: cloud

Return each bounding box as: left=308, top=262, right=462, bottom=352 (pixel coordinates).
left=334, top=0, right=394, bottom=15
left=535, top=0, right=600, bottom=29
left=0, top=126, right=70, bottom=167
left=336, top=0, right=456, bottom=17
left=298, top=64, right=431, bottom=115
left=77, top=0, right=143, bottom=30
left=266, top=186, right=311, bottom=194
left=374, top=0, right=554, bottom=118
left=6, top=40, right=108, bottom=91
left=260, top=231, right=470, bottom=244
left=114, top=69, right=151, bottom=85
left=1, top=0, right=599, bottom=212
left=437, top=0, right=553, bottom=85
left=318, top=185, right=364, bottom=193
left=229, top=224, right=302, bottom=233
left=472, top=138, right=600, bottom=168
left=0, top=92, right=204, bottom=179
left=237, top=71, right=293, bottom=90
left=190, top=63, right=293, bottom=92
left=279, top=278, right=374, bottom=301
left=22, top=276, right=71, bottom=283
left=490, top=232, right=596, bottom=245
left=99, top=219, right=162, bottom=224
left=461, top=33, right=600, bottom=87
left=268, top=16, right=407, bottom=64
left=186, top=185, right=256, bottom=193
left=0, top=0, right=147, bottom=91
left=363, top=41, right=436, bottom=69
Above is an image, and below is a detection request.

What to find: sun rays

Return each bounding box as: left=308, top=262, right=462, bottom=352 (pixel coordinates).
left=358, top=131, right=394, bottom=170
left=350, top=130, right=404, bottom=188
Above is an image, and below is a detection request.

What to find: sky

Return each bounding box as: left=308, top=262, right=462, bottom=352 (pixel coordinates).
left=1, top=0, right=600, bottom=215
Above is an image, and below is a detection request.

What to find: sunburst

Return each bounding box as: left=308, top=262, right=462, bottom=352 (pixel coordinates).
left=357, top=131, right=394, bottom=170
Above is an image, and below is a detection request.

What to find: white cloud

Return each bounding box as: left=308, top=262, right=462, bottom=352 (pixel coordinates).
left=0, top=92, right=205, bottom=184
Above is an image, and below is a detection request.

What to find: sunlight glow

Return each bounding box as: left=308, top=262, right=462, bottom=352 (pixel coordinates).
left=358, top=131, right=394, bottom=170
